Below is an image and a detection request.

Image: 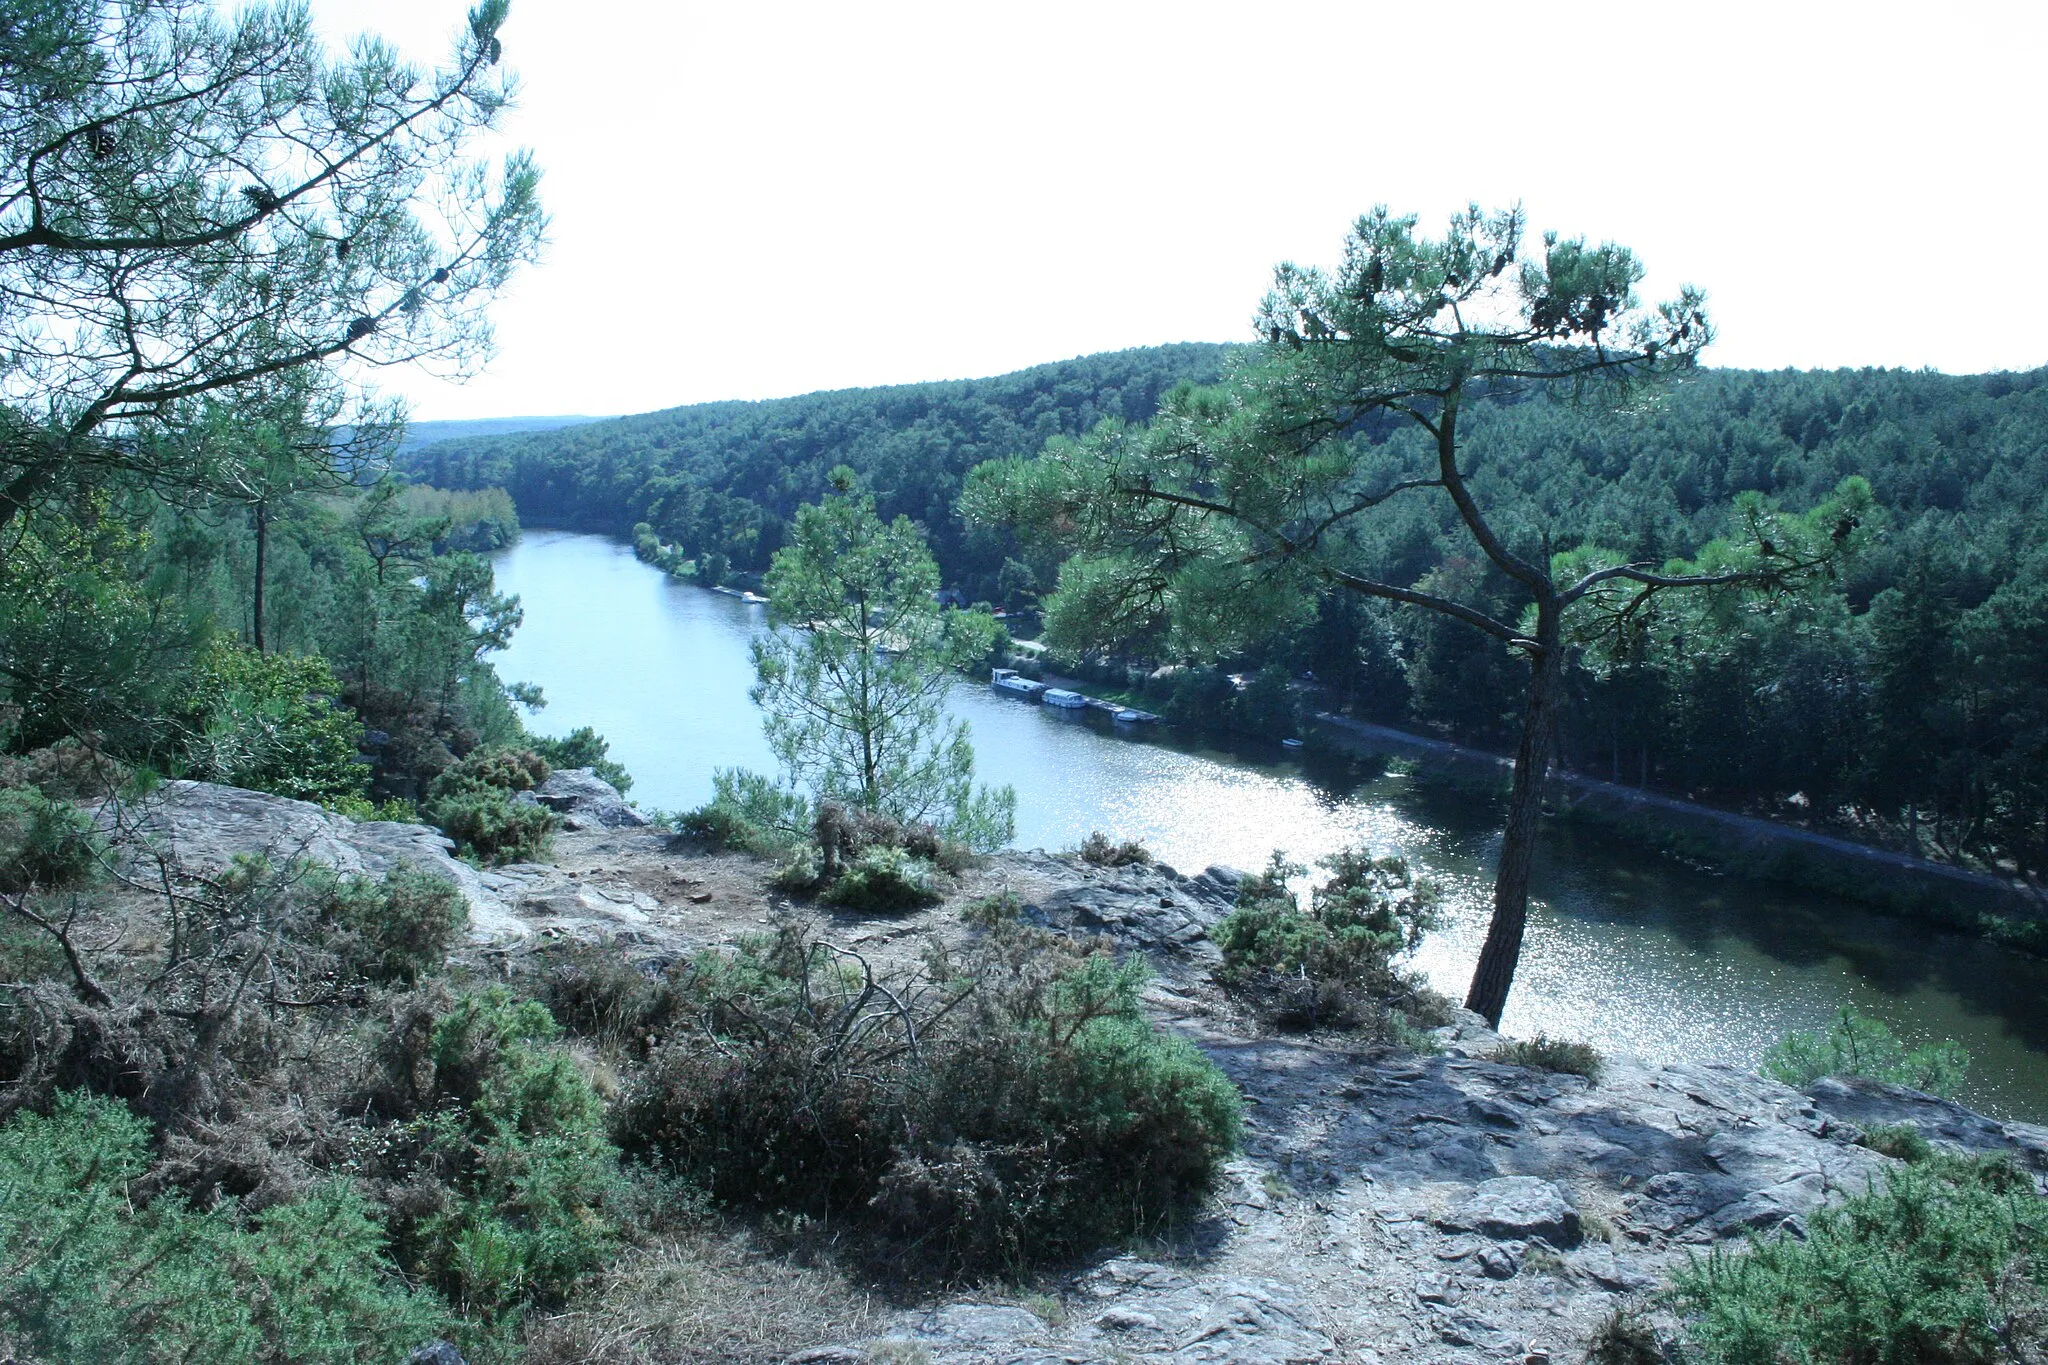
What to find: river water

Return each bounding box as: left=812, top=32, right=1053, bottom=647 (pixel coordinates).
left=493, top=530, right=2048, bottom=1123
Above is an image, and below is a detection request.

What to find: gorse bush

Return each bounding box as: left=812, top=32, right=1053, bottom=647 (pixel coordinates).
left=422, top=745, right=558, bottom=864
left=0, top=1092, right=444, bottom=1365
left=0, top=783, right=103, bottom=891
left=1214, top=848, right=1443, bottom=1033
left=312, top=863, right=466, bottom=985
left=369, top=989, right=621, bottom=1323
left=676, top=766, right=810, bottom=854
left=612, top=922, right=1240, bottom=1270
left=181, top=640, right=368, bottom=804
left=1761, top=1007, right=1970, bottom=1098
left=1671, top=1152, right=2048, bottom=1365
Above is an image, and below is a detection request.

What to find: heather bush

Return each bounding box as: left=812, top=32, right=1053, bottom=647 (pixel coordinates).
left=312, top=863, right=466, bottom=984
left=1214, top=848, right=1443, bottom=1033
left=1486, top=1033, right=1604, bottom=1082
left=1077, top=830, right=1152, bottom=867
left=821, top=844, right=942, bottom=912
left=612, top=922, right=1240, bottom=1270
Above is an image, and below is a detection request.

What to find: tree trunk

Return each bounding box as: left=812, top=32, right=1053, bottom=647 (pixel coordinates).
left=251, top=498, right=268, bottom=653
left=1464, top=600, right=1564, bottom=1028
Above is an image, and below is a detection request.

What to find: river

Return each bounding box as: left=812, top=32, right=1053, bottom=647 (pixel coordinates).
left=492, top=530, right=2048, bottom=1123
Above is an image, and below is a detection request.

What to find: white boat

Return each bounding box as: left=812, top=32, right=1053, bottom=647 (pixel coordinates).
left=991, top=668, right=1046, bottom=699
left=1281, top=737, right=1305, bottom=750
left=1042, top=688, right=1087, bottom=709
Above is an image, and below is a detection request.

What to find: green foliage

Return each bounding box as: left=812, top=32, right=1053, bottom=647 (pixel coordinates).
left=1485, top=1034, right=1604, bottom=1082
left=820, top=844, right=942, bottom=913
left=1671, top=1153, right=2047, bottom=1365
left=677, top=765, right=811, bottom=854
left=531, top=724, right=634, bottom=793
left=0, top=1092, right=444, bottom=1365
left=1856, top=1123, right=1936, bottom=1164
left=0, top=784, right=104, bottom=891
left=751, top=473, right=1015, bottom=850
left=1078, top=830, right=1153, bottom=867
left=1761, top=1007, right=1970, bottom=1098
left=382, top=990, right=621, bottom=1321
left=422, top=745, right=558, bottom=864
left=312, top=863, right=466, bottom=985
left=402, top=344, right=1233, bottom=590
left=182, top=639, right=368, bottom=803
left=612, top=925, right=1240, bottom=1270
left=1214, top=848, right=1442, bottom=1032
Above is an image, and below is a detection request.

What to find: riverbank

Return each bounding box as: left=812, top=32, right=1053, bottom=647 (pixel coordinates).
left=1309, top=711, right=2047, bottom=941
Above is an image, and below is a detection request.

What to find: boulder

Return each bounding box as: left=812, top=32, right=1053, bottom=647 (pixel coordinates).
left=528, top=767, right=649, bottom=831
left=108, top=780, right=527, bottom=945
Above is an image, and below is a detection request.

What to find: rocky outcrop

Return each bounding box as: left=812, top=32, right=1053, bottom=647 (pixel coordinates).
left=106, top=780, right=529, bottom=944
left=521, top=767, right=649, bottom=831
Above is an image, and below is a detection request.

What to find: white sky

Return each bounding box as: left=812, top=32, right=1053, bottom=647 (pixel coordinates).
left=307, top=1, right=2048, bottom=422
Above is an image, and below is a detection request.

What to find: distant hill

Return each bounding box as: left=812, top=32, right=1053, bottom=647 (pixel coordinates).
left=397, top=415, right=600, bottom=454
left=398, top=342, right=1238, bottom=593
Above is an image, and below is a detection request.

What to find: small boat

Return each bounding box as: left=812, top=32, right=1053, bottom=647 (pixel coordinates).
left=991, top=668, right=1046, bottom=699
left=1114, top=708, right=1159, bottom=724
left=1281, top=737, right=1305, bottom=750
left=1042, top=688, right=1087, bottom=709
left=739, top=591, right=768, bottom=605
left=1114, top=709, right=1143, bottom=723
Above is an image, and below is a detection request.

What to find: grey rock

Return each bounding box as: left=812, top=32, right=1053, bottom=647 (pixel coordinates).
left=409, top=1343, right=467, bottom=1365
left=1806, top=1075, right=2048, bottom=1170
left=530, top=767, right=649, bottom=830
left=909, top=1303, right=1048, bottom=1345
left=1440, top=1177, right=1581, bottom=1247
left=110, top=780, right=526, bottom=944
left=1173, top=1280, right=1334, bottom=1364
left=1570, top=1244, right=1654, bottom=1292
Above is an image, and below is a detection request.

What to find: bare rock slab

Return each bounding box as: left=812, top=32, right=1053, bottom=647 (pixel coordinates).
left=1436, top=1177, right=1581, bottom=1247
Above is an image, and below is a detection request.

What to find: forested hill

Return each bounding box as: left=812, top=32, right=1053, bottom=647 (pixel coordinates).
left=399, top=342, right=1235, bottom=594
left=402, top=352, right=2048, bottom=879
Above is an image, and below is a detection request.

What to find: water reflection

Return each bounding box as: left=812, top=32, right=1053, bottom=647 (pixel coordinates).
left=493, top=531, right=2048, bottom=1122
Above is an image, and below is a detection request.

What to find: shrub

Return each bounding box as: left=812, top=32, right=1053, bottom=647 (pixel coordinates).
left=422, top=746, right=558, bottom=864
left=0, top=737, right=128, bottom=799
left=1213, top=848, right=1442, bottom=1032
left=371, top=990, right=620, bottom=1321
left=531, top=725, right=634, bottom=794
left=1760, top=1007, right=1969, bottom=1098
left=1078, top=830, right=1152, bottom=867
left=0, top=784, right=104, bottom=891
left=1586, top=1307, right=1664, bottom=1365
left=313, top=863, right=466, bottom=984
left=676, top=766, right=809, bottom=854
left=1485, top=1033, right=1604, bottom=1082
left=612, top=924, right=1240, bottom=1270
left=530, top=942, right=684, bottom=1056
left=181, top=640, right=368, bottom=804
left=1670, top=1152, right=2047, bottom=1365
left=1855, top=1122, right=1936, bottom=1164
left=0, top=1092, right=444, bottom=1365
left=822, top=844, right=942, bottom=913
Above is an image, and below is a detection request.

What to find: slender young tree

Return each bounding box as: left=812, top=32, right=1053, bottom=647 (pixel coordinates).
left=752, top=469, right=1015, bottom=850
left=968, top=206, right=1867, bottom=1025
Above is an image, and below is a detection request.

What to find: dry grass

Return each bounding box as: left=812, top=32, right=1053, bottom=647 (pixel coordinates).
left=523, top=1231, right=880, bottom=1364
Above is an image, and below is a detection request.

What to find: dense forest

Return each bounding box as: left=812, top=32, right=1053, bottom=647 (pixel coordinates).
left=407, top=350, right=2048, bottom=884
left=401, top=343, right=1234, bottom=595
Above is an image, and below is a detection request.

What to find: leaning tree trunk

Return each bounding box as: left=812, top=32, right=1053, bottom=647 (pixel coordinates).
left=1465, top=600, right=1564, bottom=1028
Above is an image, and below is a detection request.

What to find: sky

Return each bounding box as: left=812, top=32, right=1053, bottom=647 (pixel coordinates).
left=306, top=1, right=2048, bottom=422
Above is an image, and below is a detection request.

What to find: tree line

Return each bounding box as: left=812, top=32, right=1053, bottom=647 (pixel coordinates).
left=407, top=337, right=2048, bottom=889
